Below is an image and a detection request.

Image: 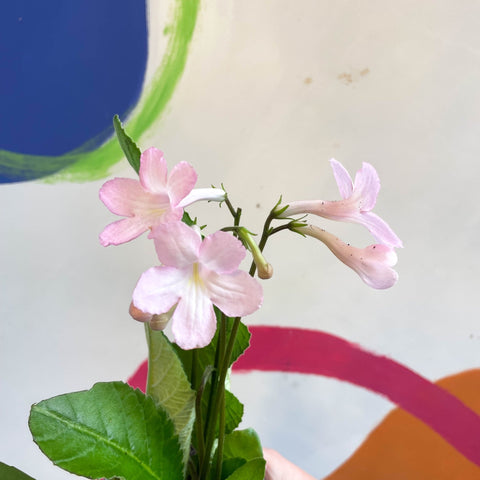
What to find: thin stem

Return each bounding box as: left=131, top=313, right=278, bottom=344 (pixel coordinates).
left=224, top=196, right=238, bottom=219
left=200, top=316, right=241, bottom=479
left=144, top=323, right=154, bottom=396
left=187, top=456, right=199, bottom=480
left=269, top=223, right=295, bottom=236
left=214, top=316, right=227, bottom=480
left=192, top=349, right=205, bottom=465
left=214, top=388, right=226, bottom=480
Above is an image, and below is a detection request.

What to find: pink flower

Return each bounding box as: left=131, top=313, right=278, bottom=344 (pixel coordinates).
left=99, top=147, right=225, bottom=246
left=132, top=222, right=263, bottom=349
left=280, top=159, right=402, bottom=248
left=297, top=224, right=398, bottom=289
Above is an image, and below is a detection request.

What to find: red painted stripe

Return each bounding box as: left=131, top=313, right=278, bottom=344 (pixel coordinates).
left=128, top=325, right=480, bottom=467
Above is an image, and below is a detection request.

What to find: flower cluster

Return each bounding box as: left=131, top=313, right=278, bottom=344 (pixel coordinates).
left=99, top=148, right=402, bottom=349
left=276, top=159, right=402, bottom=289
left=99, top=147, right=263, bottom=349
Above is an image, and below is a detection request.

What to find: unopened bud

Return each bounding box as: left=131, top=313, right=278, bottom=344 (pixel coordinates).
left=129, top=302, right=152, bottom=322
left=257, top=262, right=273, bottom=279
left=129, top=302, right=173, bottom=331
left=149, top=312, right=172, bottom=331
left=238, top=228, right=273, bottom=280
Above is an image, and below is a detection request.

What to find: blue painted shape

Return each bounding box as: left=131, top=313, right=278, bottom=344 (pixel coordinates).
left=0, top=1, right=147, bottom=156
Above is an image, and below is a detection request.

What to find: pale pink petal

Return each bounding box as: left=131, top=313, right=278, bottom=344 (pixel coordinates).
left=205, top=269, right=263, bottom=317
left=330, top=158, right=353, bottom=199
left=99, top=178, right=148, bottom=216
left=151, top=222, right=201, bottom=267
left=167, top=161, right=197, bottom=206
left=280, top=199, right=345, bottom=220
left=298, top=225, right=398, bottom=289
left=171, top=285, right=216, bottom=349
left=199, top=231, right=246, bottom=274
left=139, top=147, right=168, bottom=193
left=178, top=188, right=226, bottom=208
left=353, top=162, right=380, bottom=211
left=99, top=217, right=147, bottom=246
left=360, top=212, right=403, bottom=248
left=132, top=266, right=186, bottom=314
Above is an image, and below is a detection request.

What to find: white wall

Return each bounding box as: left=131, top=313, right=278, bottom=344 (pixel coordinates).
left=2, top=1, right=480, bottom=478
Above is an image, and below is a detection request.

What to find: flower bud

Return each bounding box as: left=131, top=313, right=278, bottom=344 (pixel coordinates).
left=238, top=228, right=273, bottom=279
left=129, top=302, right=172, bottom=330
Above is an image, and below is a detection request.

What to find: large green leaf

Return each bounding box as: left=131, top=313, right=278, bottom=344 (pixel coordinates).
left=145, top=327, right=196, bottom=465
left=29, top=382, right=183, bottom=480
left=0, top=462, right=36, bottom=480
left=113, top=115, right=141, bottom=174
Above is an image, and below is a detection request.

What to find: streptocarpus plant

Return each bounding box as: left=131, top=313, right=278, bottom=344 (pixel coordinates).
left=21, top=115, right=401, bottom=480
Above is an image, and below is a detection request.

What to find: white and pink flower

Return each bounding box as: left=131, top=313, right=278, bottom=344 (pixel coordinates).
left=99, top=147, right=225, bottom=246
left=131, top=222, right=263, bottom=349
left=279, top=159, right=402, bottom=248
left=297, top=224, right=398, bottom=289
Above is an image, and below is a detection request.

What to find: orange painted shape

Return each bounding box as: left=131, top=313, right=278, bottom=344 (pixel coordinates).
left=324, top=369, right=480, bottom=480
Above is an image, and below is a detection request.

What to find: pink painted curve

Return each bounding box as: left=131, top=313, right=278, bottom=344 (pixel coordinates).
left=128, top=325, right=480, bottom=467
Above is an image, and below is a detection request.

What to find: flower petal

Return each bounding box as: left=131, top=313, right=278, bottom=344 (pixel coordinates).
left=132, top=266, right=185, bottom=314
left=99, top=178, right=148, bottom=216
left=139, top=147, right=168, bottom=193
left=360, top=212, right=403, bottom=248
left=99, top=217, right=147, bottom=246
left=353, top=162, right=380, bottom=211
left=171, top=285, right=216, bottom=350
left=205, top=269, right=263, bottom=317
left=178, top=188, right=226, bottom=208
left=167, top=161, right=198, bottom=206
left=199, top=231, right=246, bottom=274
left=330, top=158, right=353, bottom=199
left=299, top=225, right=398, bottom=289
left=151, top=222, right=201, bottom=267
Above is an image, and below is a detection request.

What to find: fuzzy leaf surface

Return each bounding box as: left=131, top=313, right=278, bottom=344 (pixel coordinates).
left=145, top=327, right=196, bottom=465
left=29, top=381, right=183, bottom=480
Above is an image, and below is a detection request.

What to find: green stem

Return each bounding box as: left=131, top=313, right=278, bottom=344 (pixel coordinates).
left=192, top=349, right=205, bottom=467
left=200, top=316, right=241, bottom=479
left=144, top=324, right=154, bottom=396
left=214, top=388, right=226, bottom=480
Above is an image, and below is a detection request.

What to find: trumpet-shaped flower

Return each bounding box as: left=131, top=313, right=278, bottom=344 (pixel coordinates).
left=280, top=159, right=402, bottom=248
left=132, top=222, right=263, bottom=349
left=99, top=147, right=225, bottom=246
left=297, top=224, right=398, bottom=289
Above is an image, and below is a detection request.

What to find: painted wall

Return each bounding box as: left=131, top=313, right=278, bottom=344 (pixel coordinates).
left=2, top=1, right=480, bottom=478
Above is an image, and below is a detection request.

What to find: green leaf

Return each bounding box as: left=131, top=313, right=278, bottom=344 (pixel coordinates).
left=224, top=458, right=266, bottom=480
left=223, top=390, right=244, bottom=435
left=182, top=211, right=197, bottom=226
left=29, top=382, right=183, bottom=480
left=113, top=115, right=141, bottom=174
left=173, top=313, right=251, bottom=384
left=223, top=429, right=263, bottom=460
left=218, top=458, right=246, bottom=480
left=145, top=326, right=196, bottom=466
left=0, top=462, right=36, bottom=480
left=214, top=429, right=265, bottom=480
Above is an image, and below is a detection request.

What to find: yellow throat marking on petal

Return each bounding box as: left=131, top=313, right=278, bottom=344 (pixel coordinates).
left=190, top=262, right=205, bottom=290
